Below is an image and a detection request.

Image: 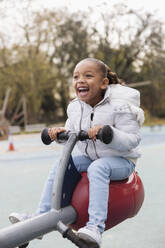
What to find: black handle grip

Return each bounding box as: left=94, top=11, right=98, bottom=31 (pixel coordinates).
left=41, top=125, right=113, bottom=145
left=41, top=128, right=70, bottom=145
left=97, top=125, right=113, bottom=144
left=41, top=128, right=52, bottom=145
left=78, top=125, right=113, bottom=144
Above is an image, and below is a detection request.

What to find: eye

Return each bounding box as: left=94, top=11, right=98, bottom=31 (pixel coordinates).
left=86, top=74, right=93, bottom=78
left=73, top=75, right=78, bottom=80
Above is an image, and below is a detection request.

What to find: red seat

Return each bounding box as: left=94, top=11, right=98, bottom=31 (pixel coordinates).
left=70, top=171, right=144, bottom=231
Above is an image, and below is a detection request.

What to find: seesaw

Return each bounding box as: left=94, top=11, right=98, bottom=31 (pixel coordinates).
left=0, top=126, right=144, bottom=248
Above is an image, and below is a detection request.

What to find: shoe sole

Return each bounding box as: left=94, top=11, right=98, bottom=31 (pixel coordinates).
left=9, top=216, right=20, bottom=224
left=78, top=233, right=100, bottom=248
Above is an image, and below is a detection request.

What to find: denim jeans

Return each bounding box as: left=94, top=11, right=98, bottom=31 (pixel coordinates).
left=36, top=155, right=135, bottom=233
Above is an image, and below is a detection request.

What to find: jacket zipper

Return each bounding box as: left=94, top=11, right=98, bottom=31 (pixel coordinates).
left=90, top=112, right=94, bottom=121
left=89, top=110, right=99, bottom=159
left=80, top=99, right=109, bottom=159
left=85, top=111, right=94, bottom=158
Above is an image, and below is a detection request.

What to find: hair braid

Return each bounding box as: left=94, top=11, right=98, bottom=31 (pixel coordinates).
left=105, top=65, right=124, bottom=85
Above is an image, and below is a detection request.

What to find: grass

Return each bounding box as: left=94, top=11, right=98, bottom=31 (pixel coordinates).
left=144, top=117, right=165, bottom=126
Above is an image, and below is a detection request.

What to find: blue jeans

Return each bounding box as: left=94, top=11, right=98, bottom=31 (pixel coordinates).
left=36, top=155, right=135, bottom=233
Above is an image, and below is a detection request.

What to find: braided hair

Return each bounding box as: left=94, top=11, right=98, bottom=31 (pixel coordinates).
left=105, top=64, right=124, bottom=85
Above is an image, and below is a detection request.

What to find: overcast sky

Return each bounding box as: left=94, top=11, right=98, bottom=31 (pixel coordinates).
left=0, top=0, right=164, bottom=45
left=1, top=0, right=165, bottom=18
left=19, top=0, right=165, bottom=20
left=23, top=0, right=165, bottom=18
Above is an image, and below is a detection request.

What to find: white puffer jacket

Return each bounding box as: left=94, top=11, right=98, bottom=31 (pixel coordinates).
left=65, top=84, right=145, bottom=164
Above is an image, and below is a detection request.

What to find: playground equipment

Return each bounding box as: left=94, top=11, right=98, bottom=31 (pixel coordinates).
left=0, top=88, right=11, bottom=141
left=10, top=95, right=27, bottom=127
left=0, top=88, right=27, bottom=139
left=0, top=126, right=144, bottom=248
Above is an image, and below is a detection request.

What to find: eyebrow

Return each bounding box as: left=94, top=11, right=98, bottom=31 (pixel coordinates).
left=73, top=70, right=94, bottom=74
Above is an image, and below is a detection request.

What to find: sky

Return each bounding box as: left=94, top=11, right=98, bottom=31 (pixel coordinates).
left=0, top=0, right=164, bottom=45
left=1, top=0, right=165, bottom=19
left=19, top=0, right=165, bottom=18
left=20, top=0, right=165, bottom=20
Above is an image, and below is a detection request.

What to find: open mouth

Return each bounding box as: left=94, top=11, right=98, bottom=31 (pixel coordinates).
left=77, top=87, right=89, bottom=98
left=78, top=87, right=89, bottom=93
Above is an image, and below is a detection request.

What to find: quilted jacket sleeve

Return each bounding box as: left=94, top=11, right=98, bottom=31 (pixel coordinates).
left=65, top=118, right=75, bottom=131
left=108, top=104, right=141, bottom=152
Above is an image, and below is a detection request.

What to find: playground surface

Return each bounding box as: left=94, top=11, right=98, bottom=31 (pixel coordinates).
left=0, top=129, right=165, bottom=248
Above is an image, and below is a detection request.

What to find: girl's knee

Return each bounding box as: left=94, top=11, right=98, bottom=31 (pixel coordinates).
left=72, top=155, right=92, bottom=172
left=87, top=159, right=109, bottom=176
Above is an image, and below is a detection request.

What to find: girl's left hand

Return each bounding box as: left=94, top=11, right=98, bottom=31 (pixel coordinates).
left=88, top=125, right=103, bottom=141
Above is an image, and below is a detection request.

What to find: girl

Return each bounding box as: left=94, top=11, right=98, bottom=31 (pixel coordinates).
left=9, top=58, right=144, bottom=247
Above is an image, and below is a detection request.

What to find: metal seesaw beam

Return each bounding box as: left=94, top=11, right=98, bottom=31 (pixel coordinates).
left=0, top=207, right=77, bottom=248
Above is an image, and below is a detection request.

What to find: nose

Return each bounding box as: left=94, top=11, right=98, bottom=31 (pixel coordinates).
left=77, top=76, right=85, bottom=84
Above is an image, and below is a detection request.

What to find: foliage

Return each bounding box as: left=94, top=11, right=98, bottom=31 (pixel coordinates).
left=0, top=4, right=165, bottom=124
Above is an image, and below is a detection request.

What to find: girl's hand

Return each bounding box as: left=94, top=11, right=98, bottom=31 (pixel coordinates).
left=48, top=127, right=66, bottom=141
left=88, top=125, right=103, bottom=141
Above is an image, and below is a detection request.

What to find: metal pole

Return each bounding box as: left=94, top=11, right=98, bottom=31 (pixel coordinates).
left=22, top=95, right=28, bottom=127
left=1, top=88, right=11, bottom=117
left=129, top=80, right=151, bottom=88
left=0, top=206, right=77, bottom=248
left=51, top=133, right=77, bottom=210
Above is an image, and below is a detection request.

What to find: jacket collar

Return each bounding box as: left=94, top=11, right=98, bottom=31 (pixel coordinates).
left=103, top=86, right=111, bottom=101
left=94, top=86, right=111, bottom=107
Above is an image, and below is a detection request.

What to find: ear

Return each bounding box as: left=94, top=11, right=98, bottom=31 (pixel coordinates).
left=101, top=78, right=109, bottom=90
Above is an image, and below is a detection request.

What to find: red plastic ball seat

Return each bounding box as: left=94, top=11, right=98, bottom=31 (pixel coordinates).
left=70, top=171, right=144, bottom=231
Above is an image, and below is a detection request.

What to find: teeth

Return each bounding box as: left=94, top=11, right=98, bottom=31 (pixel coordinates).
left=78, top=87, right=89, bottom=92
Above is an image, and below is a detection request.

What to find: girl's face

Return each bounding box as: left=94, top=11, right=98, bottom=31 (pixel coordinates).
left=73, top=61, right=109, bottom=107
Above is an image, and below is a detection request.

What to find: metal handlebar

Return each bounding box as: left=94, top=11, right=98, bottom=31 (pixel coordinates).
left=41, top=125, right=113, bottom=145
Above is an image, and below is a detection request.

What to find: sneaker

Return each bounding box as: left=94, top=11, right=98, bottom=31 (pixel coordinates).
left=9, top=212, right=43, bottom=240
left=77, top=226, right=102, bottom=247
left=9, top=212, right=33, bottom=224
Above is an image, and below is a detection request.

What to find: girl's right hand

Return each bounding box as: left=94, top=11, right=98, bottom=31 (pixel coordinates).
left=88, top=125, right=103, bottom=141
left=48, top=127, right=66, bottom=141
